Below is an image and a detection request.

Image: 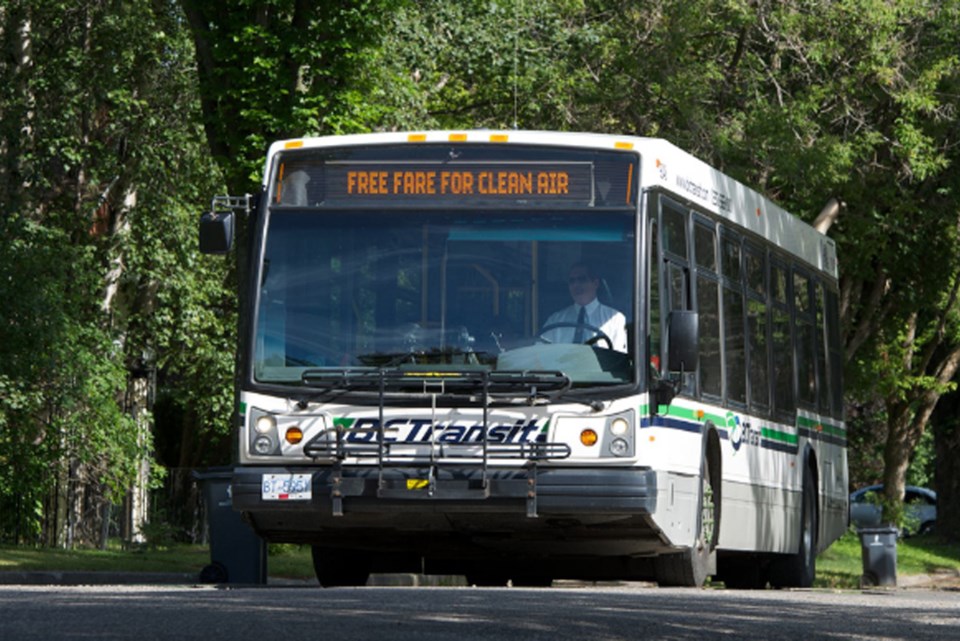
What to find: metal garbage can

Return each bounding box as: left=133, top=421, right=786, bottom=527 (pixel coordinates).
left=194, top=468, right=267, bottom=584
left=858, top=525, right=898, bottom=587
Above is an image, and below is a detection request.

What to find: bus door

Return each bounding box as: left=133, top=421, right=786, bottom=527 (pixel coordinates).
left=654, top=196, right=695, bottom=396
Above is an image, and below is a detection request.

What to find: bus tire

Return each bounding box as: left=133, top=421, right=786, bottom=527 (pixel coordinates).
left=312, top=546, right=371, bottom=587
left=510, top=575, right=553, bottom=588
left=769, top=470, right=817, bottom=588
left=465, top=573, right=511, bottom=587
left=717, top=554, right=766, bottom=589
left=655, top=446, right=718, bottom=587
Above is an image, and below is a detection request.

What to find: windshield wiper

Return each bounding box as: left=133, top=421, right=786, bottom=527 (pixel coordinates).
left=355, top=349, right=493, bottom=368
left=483, top=370, right=571, bottom=402
left=300, top=368, right=382, bottom=391
left=297, top=367, right=571, bottom=406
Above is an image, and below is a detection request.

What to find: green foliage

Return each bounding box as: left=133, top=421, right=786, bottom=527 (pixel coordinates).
left=182, top=0, right=402, bottom=191
left=3, top=0, right=960, bottom=546
left=369, top=0, right=613, bottom=131
left=907, top=429, right=936, bottom=489
left=0, top=0, right=233, bottom=544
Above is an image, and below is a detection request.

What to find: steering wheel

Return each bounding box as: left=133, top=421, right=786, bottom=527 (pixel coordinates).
left=536, top=322, right=613, bottom=350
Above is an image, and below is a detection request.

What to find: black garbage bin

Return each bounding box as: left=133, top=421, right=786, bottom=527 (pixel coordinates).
left=858, top=525, right=898, bottom=587
left=194, top=468, right=267, bottom=584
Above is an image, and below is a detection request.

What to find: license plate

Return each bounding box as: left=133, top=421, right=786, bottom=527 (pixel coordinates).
left=262, top=473, right=312, bottom=501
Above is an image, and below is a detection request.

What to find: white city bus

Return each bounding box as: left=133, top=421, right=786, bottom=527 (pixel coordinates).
left=200, top=131, right=847, bottom=588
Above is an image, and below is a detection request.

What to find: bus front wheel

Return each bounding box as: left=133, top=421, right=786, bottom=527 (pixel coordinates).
left=312, top=546, right=371, bottom=587
left=655, top=449, right=718, bottom=587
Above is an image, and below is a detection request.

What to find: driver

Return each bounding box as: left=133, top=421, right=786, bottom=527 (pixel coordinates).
left=541, top=263, right=627, bottom=352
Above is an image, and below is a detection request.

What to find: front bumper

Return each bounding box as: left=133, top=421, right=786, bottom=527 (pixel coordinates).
left=232, top=465, right=657, bottom=523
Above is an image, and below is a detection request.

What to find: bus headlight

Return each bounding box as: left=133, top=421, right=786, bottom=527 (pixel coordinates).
left=610, top=418, right=629, bottom=436
left=605, top=413, right=634, bottom=457
left=609, top=438, right=629, bottom=457
left=253, top=435, right=275, bottom=455
left=249, top=408, right=281, bottom=456
left=255, top=415, right=277, bottom=434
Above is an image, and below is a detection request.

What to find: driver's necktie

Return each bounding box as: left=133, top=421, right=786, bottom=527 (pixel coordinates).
left=573, top=306, right=586, bottom=343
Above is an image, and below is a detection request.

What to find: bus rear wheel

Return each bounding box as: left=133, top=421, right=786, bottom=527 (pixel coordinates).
left=769, top=471, right=817, bottom=588
left=312, top=546, right=371, bottom=587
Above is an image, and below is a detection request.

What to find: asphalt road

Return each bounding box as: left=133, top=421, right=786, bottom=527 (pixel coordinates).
left=0, top=583, right=958, bottom=641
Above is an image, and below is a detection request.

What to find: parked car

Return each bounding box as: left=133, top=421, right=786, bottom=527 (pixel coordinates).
left=849, top=484, right=937, bottom=536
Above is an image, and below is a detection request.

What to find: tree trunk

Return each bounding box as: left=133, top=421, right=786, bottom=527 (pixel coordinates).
left=881, top=402, right=915, bottom=522
left=125, top=375, right=153, bottom=544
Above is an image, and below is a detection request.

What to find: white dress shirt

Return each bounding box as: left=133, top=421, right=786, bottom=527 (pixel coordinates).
left=542, top=298, right=628, bottom=353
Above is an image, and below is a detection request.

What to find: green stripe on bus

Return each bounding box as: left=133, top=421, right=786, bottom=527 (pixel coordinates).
left=797, top=415, right=846, bottom=438
left=761, top=426, right=798, bottom=444
left=640, top=403, right=846, bottom=447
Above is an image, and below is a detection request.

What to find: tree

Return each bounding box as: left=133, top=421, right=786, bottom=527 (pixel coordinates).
left=378, top=2, right=960, bottom=529
left=369, top=0, right=602, bottom=131
left=562, top=0, right=960, bottom=529
left=181, top=0, right=401, bottom=192
left=0, top=0, right=229, bottom=545
left=181, top=0, right=960, bottom=532
left=934, top=393, right=960, bottom=537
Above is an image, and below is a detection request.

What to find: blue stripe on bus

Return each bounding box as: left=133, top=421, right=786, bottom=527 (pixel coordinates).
left=641, top=412, right=810, bottom=454
left=642, top=409, right=845, bottom=453
left=640, top=416, right=704, bottom=434
left=798, top=428, right=847, bottom=447
left=761, top=438, right=799, bottom=454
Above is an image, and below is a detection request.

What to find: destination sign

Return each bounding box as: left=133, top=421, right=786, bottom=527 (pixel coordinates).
left=325, top=162, right=594, bottom=205
left=272, top=147, right=638, bottom=209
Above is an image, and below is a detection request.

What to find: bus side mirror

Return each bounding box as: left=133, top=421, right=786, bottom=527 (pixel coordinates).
left=199, top=211, right=234, bottom=254
left=666, top=310, right=699, bottom=373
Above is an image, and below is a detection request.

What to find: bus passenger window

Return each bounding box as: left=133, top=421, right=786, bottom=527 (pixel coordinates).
left=771, top=261, right=794, bottom=417
left=695, top=221, right=720, bottom=398
left=794, top=271, right=816, bottom=407
left=745, top=244, right=770, bottom=411
left=662, top=204, right=688, bottom=258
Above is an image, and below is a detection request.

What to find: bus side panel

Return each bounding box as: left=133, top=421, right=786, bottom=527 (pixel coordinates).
left=811, top=426, right=850, bottom=553
left=718, top=479, right=799, bottom=553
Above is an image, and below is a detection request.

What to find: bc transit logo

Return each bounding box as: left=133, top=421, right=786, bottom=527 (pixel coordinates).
left=727, top=412, right=744, bottom=453
left=727, top=411, right=760, bottom=454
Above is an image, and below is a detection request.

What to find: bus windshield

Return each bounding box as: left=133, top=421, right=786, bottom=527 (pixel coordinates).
left=253, top=208, right=636, bottom=388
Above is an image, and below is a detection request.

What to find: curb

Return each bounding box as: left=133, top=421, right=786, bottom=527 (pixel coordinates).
left=0, top=571, right=198, bottom=586
left=0, top=572, right=464, bottom=587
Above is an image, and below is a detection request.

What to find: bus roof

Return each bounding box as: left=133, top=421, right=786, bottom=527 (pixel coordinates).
left=264, top=131, right=837, bottom=279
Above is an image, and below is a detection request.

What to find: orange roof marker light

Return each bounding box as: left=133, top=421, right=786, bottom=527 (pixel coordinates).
left=489, top=134, right=509, bottom=143
left=407, top=133, right=427, bottom=142
left=448, top=133, right=468, bottom=142
left=615, top=141, right=634, bottom=150
left=284, top=140, right=304, bottom=149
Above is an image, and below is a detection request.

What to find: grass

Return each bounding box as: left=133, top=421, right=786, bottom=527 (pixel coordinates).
left=1, top=532, right=957, bottom=588
left=815, top=529, right=960, bottom=589
left=0, top=541, right=317, bottom=580
left=0, top=541, right=212, bottom=575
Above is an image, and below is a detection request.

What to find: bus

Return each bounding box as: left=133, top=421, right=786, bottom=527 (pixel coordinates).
left=199, top=130, right=848, bottom=588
